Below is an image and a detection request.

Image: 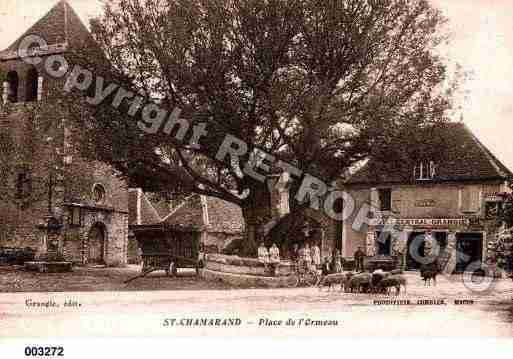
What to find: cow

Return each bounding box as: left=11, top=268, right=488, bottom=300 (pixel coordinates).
left=376, top=274, right=407, bottom=295
left=347, top=272, right=372, bottom=293
left=420, top=261, right=439, bottom=286
left=317, top=272, right=348, bottom=291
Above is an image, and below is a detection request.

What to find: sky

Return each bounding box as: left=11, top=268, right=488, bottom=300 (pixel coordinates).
left=0, top=0, right=512, bottom=171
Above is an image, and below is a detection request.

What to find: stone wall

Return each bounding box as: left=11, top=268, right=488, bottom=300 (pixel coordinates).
left=0, top=62, right=128, bottom=267
left=60, top=208, right=128, bottom=266
left=204, top=253, right=294, bottom=277
left=201, top=253, right=296, bottom=288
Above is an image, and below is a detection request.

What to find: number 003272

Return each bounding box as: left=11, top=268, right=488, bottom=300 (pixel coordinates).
left=24, top=346, right=64, bottom=357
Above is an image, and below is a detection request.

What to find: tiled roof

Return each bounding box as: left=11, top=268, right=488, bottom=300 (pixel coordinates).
left=161, top=194, right=244, bottom=233
left=205, top=196, right=245, bottom=233
left=2, top=1, right=91, bottom=54
left=346, top=123, right=512, bottom=186
left=128, top=189, right=162, bottom=226
left=162, top=195, right=205, bottom=228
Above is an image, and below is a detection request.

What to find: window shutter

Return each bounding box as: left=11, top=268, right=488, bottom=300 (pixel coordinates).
left=460, top=187, right=480, bottom=213
left=469, top=189, right=480, bottom=213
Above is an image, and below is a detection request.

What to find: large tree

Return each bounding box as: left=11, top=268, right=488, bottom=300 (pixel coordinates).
left=67, top=0, right=461, bottom=253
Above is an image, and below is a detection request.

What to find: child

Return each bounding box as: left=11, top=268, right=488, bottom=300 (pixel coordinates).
left=334, top=250, right=343, bottom=273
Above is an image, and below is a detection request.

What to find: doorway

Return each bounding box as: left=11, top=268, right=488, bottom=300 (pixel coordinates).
left=88, top=223, right=106, bottom=264
left=455, top=233, right=483, bottom=273
left=406, top=232, right=426, bottom=269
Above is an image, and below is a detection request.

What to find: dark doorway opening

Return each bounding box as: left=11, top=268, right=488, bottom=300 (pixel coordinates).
left=406, top=231, right=449, bottom=270
left=406, top=232, right=426, bottom=270
left=406, top=232, right=426, bottom=269
left=88, top=223, right=106, bottom=264
left=25, top=67, right=38, bottom=102
left=6, top=71, right=19, bottom=103
left=455, top=233, right=483, bottom=273
left=375, top=231, right=392, bottom=255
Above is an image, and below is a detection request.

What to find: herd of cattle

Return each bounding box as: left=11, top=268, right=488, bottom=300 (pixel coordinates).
left=318, top=263, right=440, bottom=295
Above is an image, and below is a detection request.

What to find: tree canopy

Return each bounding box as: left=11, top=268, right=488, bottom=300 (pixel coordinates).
left=69, top=0, right=461, bottom=221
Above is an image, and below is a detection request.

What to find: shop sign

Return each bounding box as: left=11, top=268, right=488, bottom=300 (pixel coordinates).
left=414, top=199, right=436, bottom=207
left=376, top=218, right=472, bottom=227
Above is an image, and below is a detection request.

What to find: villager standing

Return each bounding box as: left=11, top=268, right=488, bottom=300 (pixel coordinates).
left=269, top=243, right=280, bottom=276
left=258, top=241, right=270, bottom=271
left=303, top=242, right=312, bottom=272
left=334, top=250, right=343, bottom=273
left=312, top=242, right=321, bottom=269
left=321, top=257, right=331, bottom=276
left=354, top=246, right=365, bottom=272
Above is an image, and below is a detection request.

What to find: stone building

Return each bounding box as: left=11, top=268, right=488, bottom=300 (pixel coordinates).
left=342, top=123, right=512, bottom=272
left=0, top=1, right=129, bottom=266
left=128, top=190, right=244, bottom=259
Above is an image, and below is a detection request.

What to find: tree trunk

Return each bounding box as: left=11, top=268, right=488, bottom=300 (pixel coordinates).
left=238, top=184, right=274, bottom=257
left=240, top=205, right=266, bottom=258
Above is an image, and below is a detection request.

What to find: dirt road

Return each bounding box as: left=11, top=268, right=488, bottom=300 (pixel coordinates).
left=1, top=270, right=513, bottom=338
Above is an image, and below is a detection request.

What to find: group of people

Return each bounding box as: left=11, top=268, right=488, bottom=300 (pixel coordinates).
left=290, top=242, right=323, bottom=275
left=258, top=241, right=323, bottom=276
left=257, top=241, right=367, bottom=277
left=321, top=246, right=366, bottom=275
left=258, top=242, right=281, bottom=275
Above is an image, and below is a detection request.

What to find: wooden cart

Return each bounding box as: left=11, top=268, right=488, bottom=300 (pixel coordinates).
left=127, top=225, right=201, bottom=282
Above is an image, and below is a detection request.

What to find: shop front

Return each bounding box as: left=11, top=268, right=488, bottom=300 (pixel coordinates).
left=369, top=217, right=487, bottom=273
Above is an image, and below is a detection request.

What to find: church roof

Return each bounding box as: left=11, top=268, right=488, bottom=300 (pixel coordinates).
left=0, top=1, right=92, bottom=60
left=346, top=122, right=512, bottom=186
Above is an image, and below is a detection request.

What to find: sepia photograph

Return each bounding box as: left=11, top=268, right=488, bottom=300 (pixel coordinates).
left=0, top=0, right=513, bottom=354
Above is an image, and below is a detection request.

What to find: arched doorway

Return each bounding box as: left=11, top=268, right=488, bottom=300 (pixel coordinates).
left=88, top=223, right=106, bottom=264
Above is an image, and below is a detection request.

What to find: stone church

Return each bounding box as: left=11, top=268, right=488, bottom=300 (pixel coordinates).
left=0, top=1, right=129, bottom=266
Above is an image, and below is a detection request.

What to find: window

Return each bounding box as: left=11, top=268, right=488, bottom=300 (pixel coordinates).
left=375, top=231, right=392, bottom=255
left=25, top=67, right=38, bottom=102
left=414, top=161, right=436, bottom=180
left=92, top=184, right=106, bottom=203
left=6, top=71, right=19, bottom=103
left=485, top=201, right=503, bottom=219
left=378, top=188, right=392, bottom=211
left=460, top=186, right=480, bottom=213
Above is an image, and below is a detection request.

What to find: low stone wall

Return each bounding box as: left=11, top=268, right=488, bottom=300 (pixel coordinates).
left=201, top=253, right=296, bottom=287
left=201, top=269, right=294, bottom=288
left=204, top=253, right=295, bottom=276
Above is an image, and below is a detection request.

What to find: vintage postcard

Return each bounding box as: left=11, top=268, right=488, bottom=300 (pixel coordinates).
left=0, top=0, right=513, bottom=355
